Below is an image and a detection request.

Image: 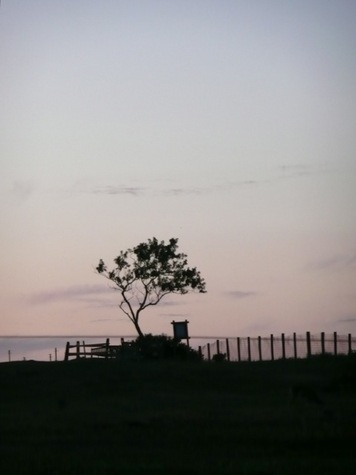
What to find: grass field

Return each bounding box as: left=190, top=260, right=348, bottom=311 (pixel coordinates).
left=0, top=354, right=355, bottom=474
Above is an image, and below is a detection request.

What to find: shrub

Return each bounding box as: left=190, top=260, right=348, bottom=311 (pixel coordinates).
left=212, top=353, right=227, bottom=363
left=132, top=334, right=201, bottom=361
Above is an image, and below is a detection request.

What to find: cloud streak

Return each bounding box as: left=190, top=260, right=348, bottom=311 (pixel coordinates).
left=335, top=316, right=356, bottom=324
left=224, top=290, right=258, bottom=299
left=69, top=163, right=333, bottom=200
left=307, top=251, right=356, bottom=272
left=91, top=185, right=145, bottom=196
left=29, top=284, right=114, bottom=305
left=158, top=313, right=189, bottom=318
left=11, top=180, right=35, bottom=202
left=276, top=162, right=333, bottom=180
left=71, top=178, right=262, bottom=199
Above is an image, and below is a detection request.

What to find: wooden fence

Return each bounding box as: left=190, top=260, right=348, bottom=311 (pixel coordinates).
left=64, top=338, right=132, bottom=361
left=199, top=332, right=355, bottom=362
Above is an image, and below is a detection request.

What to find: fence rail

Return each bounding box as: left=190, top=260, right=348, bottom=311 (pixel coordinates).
left=198, top=332, right=355, bottom=362
left=64, top=338, right=134, bottom=361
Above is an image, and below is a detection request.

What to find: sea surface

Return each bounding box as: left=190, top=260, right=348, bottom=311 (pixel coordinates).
left=0, top=336, right=135, bottom=362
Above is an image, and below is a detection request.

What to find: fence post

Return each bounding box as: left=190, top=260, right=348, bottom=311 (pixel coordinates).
left=55, top=348, right=58, bottom=362
left=76, top=341, right=80, bottom=359
left=65, top=342, right=70, bottom=361
left=348, top=333, right=352, bottom=355
left=105, top=338, right=110, bottom=359
left=306, top=332, right=311, bottom=358
left=293, top=332, right=297, bottom=359
left=207, top=343, right=211, bottom=361
left=247, top=337, right=251, bottom=362
left=321, top=332, right=325, bottom=355
left=270, top=334, right=274, bottom=361
left=8, top=350, right=11, bottom=362
left=333, top=332, right=337, bottom=356
left=226, top=338, right=230, bottom=362
left=216, top=339, right=220, bottom=356
left=198, top=346, right=202, bottom=360
left=281, top=333, right=286, bottom=360
left=258, top=336, right=262, bottom=361
left=82, top=341, right=86, bottom=358
left=237, top=337, right=241, bottom=362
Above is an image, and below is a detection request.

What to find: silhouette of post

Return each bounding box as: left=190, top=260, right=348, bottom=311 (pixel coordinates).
left=237, top=337, right=241, bottom=362
left=247, top=337, right=251, bottom=362
left=293, top=332, right=297, bottom=359
left=225, top=338, right=230, bottom=362
left=321, top=332, right=325, bottom=355
left=76, top=341, right=80, bottom=359
left=348, top=333, right=352, bottom=355
left=333, top=332, right=337, bottom=355
left=207, top=343, right=211, bottom=361
left=105, top=338, right=110, bottom=359
left=270, top=334, right=274, bottom=361
left=281, top=333, right=286, bottom=360
left=306, top=332, right=311, bottom=358
left=258, top=336, right=262, bottom=361
left=64, top=342, right=70, bottom=361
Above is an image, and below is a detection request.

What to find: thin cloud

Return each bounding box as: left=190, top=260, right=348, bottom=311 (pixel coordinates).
left=69, top=164, right=330, bottom=200
left=91, top=185, right=145, bottom=196
left=89, top=318, right=123, bottom=323
left=217, top=180, right=262, bottom=192
left=276, top=162, right=333, bottom=181
left=11, top=180, right=35, bottom=201
left=29, top=284, right=113, bottom=305
left=335, top=316, right=356, bottom=324
left=225, top=290, right=258, bottom=299
left=158, top=313, right=189, bottom=318
left=72, top=179, right=261, bottom=199
left=163, top=180, right=261, bottom=195
left=163, top=187, right=206, bottom=196
left=307, top=251, right=356, bottom=271
left=158, top=299, right=186, bottom=307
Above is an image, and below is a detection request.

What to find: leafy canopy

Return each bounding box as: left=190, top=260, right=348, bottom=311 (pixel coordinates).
left=96, top=237, right=206, bottom=336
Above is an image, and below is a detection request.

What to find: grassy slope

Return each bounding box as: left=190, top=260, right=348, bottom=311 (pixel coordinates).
left=0, top=355, right=355, bottom=474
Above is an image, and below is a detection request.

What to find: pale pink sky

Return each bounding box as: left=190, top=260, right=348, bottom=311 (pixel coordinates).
left=1, top=0, right=355, bottom=342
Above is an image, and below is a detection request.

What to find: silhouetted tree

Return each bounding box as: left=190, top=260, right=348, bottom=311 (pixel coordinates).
left=96, top=237, right=206, bottom=337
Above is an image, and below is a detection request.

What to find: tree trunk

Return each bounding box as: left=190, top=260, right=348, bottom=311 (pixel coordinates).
left=134, top=320, right=144, bottom=338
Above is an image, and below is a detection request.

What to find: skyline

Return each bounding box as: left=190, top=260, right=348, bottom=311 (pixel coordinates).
left=1, top=0, right=356, bottom=341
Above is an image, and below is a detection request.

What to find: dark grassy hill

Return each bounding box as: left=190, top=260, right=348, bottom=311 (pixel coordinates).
left=0, top=355, right=355, bottom=474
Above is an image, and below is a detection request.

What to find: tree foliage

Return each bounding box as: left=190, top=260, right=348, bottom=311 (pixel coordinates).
left=96, top=237, right=206, bottom=336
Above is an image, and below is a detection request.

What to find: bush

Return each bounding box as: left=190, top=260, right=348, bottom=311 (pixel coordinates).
left=212, top=353, right=227, bottom=363
left=132, top=334, right=201, bottom=361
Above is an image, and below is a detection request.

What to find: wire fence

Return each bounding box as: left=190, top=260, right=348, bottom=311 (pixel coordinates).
left=197, top=332, right=355, bottom=362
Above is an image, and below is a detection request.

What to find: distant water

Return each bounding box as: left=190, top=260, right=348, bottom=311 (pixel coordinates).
left=0, top=337, right=134, bottom=362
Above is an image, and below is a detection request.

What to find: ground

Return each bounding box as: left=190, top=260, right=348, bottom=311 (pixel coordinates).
left=0, top=355, right=355, bottom=474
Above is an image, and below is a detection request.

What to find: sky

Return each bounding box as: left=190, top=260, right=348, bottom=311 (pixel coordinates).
left=1, top=0, right=356, bottom=343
